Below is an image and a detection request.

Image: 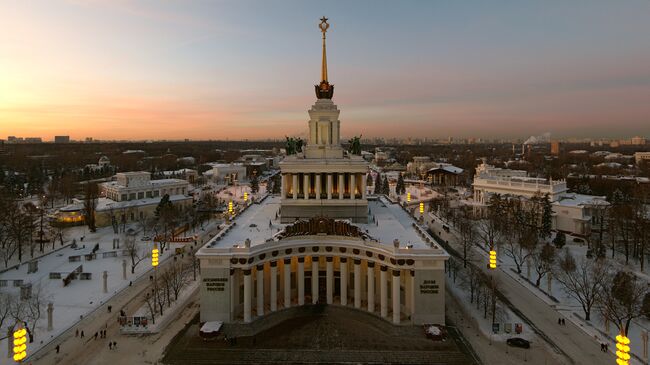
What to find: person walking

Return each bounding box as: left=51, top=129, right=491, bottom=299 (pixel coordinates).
left=75, top=329, right=79, bottom=337
left=109, top=342, right=112, bottom=350
left=113, top=341, right=117, bottom=349
left=56, top=344, right=60, bottom=354
left=94, top=332, right=98, bottom=340
left=80, top=330, right=85, bottom=339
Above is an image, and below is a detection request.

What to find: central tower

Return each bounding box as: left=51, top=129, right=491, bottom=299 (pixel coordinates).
left=279, top=17, right=369, bottom=223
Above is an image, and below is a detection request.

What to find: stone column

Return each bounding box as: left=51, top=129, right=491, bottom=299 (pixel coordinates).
left=47, top=302, right=53, bottom=331
left=326, top=257, right=334, bottom=304
left=338, top=174, right=345, bottom=199
left=327, top=174, right=333, bottom=199
left=392, top=270, right=401, bottom=324
left=270, top=261, right=277, bottom=312
left=304, top=174, right=310, bottom=200
left=243, top=269, right=252, bottom=323
left=354, top=259, right=361, bottom=309
left=122, top=260, right=127, bottom=280
left=361, top=174, right=367, bottom=199
left=380, top=266, right=388, bottom=318
left=340, top=258, right=348, bottom=306
left=103, top=271, right=108, bottom=294
left=367, top=262, right=375, bottom=313
left=315, top=174, right=322, bottom=199
left=292, top=174, right=298, bottom=199
left=311, top=257, right=319, bottom=304
left=281, top=174, right=287, bottom=198
left=350, top=174, right=356, bottom=200
left=230, top=269, right=236, bottom=321
left=410, top=271, right=415, bottom=317
left=298, top=257, right=305, bottom=305
left=284, top=258, right=292, bottom=309
left=256, top=264, right=264, bottom=317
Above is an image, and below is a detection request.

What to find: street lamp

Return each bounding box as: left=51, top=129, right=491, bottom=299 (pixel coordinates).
left=407, top=192, right=411, bottom=203
left=244, top=192, right=248, bottom=203
left=489, top=249, right=497, bottom=270
left=228, top=200, right=233, bottom=214
left=13, top=325, right=27, bottom=362
left=419, top=202, right=424, bottom=214
left=151, top=243, right=159, bottom=268
left=616, top=333, right=631, bottom=365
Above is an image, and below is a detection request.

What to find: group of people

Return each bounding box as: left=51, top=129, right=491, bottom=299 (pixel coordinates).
left=557, top=318, right=566, bottom=326
left=600, top=342, right=609, bottom=352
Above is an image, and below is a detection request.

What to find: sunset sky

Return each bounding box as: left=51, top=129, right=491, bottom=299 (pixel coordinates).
left=1, top=0, right=649, bottom=141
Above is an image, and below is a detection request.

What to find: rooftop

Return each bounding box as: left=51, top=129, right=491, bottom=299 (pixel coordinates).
left=203, top=196, right=441, bottom=252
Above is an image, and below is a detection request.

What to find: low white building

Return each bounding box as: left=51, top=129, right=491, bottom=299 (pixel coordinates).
left=553, top=193, right=609, bottom=237
left=635, top=151, right=650, bottom=165
left=472, top=163, right=608, bottom=237
left=205, top=163, right=247, bottom=184
left=100, top=171, right=189, bottom=202
left=472, top=162, right=567, bottom=203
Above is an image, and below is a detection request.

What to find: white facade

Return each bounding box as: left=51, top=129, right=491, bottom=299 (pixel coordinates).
left=635, top=151, right=650, bottom=165
left=206, top=163, right=247, bottom=183
left=553, top=193, right=609, bottom=237
left=100, top=171, right=188, bottom=202
left=472, top=162, right=567, bottom=204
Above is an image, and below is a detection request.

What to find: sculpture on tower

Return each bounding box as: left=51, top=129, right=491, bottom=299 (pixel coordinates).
left=315, top=16, right=334, bottom=99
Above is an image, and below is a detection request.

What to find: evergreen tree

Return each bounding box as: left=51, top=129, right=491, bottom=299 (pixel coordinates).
left=250, top=174, right=259, bottom=194
left=540, top=193, right=553, bottom=240
left=396, top=173, right=406, bottom=195
left=381, top=176, right=390, bottom=195
left=374, top=173, right=382, bottom=195
left=155, top=194, right=173, bottom=218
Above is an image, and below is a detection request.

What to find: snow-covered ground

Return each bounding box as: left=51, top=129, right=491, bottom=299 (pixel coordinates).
left=0, top=224, right=183, bottom=364
left=430, top=210, right=649, bottom=365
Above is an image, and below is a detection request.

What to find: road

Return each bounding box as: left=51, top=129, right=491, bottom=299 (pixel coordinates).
left=428, top=213, right=614, bottom=365
left=29, top=222, right=222, bottom=365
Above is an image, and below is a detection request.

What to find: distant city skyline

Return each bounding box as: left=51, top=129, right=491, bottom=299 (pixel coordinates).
left=1, top=1, right=649, bottom=140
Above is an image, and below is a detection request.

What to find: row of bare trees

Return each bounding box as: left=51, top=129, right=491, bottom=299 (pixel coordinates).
left=0, top=285, right=46, bottom=342
left=143, top=260, right=193, bottom=324
left=0, top=190, right=67, bottom=268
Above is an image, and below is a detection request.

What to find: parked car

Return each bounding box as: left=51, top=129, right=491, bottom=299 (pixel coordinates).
left=506, top=337, right=530, bottom=349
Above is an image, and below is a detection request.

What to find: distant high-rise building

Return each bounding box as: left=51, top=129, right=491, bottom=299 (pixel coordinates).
left=54, top=135, right=70, bottom=143
left=24, top=137, right=42, bottom=143
left=631, top=136, right=647, bottom=145
left=85, top=137, right=93, bottom=143
left=551, top=141, right=561, bottom=155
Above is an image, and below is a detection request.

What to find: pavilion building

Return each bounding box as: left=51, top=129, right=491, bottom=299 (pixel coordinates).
left=196, top=17, right=448, bottom=327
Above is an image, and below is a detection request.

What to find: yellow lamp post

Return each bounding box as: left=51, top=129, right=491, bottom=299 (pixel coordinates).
left=13, top=325, right=27, bottom=362
left=228, top=201, right=233, bottom=214
left=407, top=192, right=411, bottom=203
left=489, top=249, right=497, bottom=269
left=616, top=333, right=631, bottom=365
left=244, top=192, right=248, bottom=202
left=151, top=243, right=159, bottom=268
left=419, top=202, right=424, bottom=214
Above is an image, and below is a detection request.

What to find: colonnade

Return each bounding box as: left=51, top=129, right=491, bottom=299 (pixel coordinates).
left=232, top=255, right=416, bottom=325
left=282, top=173, right=367, bottom=200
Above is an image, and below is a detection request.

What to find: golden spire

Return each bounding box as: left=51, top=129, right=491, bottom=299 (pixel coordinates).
left=315, top=17, right=334, bottom=99
left=319, top=16, right=329, bottom=82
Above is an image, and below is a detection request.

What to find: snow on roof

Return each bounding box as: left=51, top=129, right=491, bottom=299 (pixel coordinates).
left=428, top=165, right=463, bottom=174
left=205, top=196, right=435, bottom=251
left=95, top=195, right=191, bottom=211
left=554, top=193, right=609, bottom=207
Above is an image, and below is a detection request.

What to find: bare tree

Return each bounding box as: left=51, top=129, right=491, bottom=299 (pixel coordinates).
left=125, top=234, right=148, bottom=274
left=0, top=292, right=13, bottom=331
left=554, top=249, right=609, bottom=321
left=598, top=270, right=650, bottom=336
left=457, top=206, right=478, bottom=268
left=83, top=182, right=99, bottom=232
left=168, top=261, right=191, bottom=301
left=532, top=243, right=556, bottom=287
left=144, top=292, right=157, bottom=325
